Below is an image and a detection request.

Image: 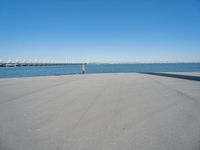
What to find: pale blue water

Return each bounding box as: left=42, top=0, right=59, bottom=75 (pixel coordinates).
left=0, top=63, right=200, bottom=78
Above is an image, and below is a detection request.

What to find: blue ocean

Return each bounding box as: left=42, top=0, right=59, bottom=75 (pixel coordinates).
left=0, top=63, right=200, bottom=78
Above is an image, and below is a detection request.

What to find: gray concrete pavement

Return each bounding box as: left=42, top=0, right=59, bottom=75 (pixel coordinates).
left=0, top=73, right=200, bottom=150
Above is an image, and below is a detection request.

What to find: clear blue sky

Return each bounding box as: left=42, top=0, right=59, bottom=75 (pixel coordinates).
left=0, top=0, right=200, bottom=63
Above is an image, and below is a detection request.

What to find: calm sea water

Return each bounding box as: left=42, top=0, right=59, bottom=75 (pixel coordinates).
left=0, top=63, right=200, bottom=78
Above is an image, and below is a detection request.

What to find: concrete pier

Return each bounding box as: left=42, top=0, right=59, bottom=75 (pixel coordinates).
left=0, top=73, right=200, bottom=150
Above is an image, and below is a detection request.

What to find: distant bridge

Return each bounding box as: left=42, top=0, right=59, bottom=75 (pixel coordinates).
left=0, top=62, right=87, bottom=67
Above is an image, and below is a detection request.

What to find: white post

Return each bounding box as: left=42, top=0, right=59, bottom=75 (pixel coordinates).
left=82, top=64, right=86, bottom=74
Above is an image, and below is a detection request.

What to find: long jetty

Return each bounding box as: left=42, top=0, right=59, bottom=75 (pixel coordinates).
left=0, top=62, right=87, bottom=67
